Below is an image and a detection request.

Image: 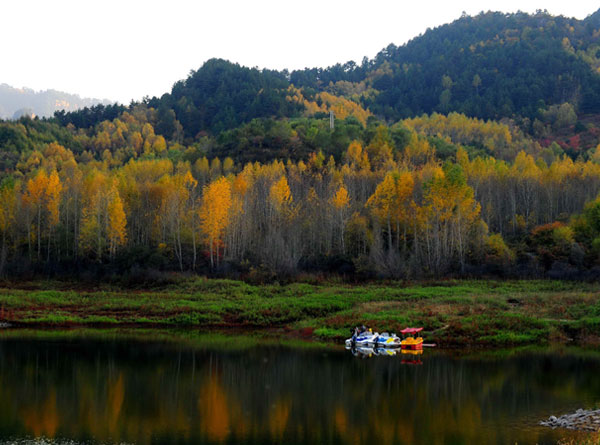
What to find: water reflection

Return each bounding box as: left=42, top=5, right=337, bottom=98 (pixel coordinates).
left=347, top=346, right=423, bottom=364
left=0, top=333, right=598, bottom=444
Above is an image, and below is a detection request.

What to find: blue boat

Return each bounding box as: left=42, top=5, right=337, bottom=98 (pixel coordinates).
left=345, top=326, right=402, bottom=348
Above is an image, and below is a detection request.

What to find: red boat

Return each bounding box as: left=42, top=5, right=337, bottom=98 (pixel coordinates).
left=400, top=327, right=424, bottom=350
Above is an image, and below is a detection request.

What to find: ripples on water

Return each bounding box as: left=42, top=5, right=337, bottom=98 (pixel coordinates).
left=0, top=332, right=598, bottom=445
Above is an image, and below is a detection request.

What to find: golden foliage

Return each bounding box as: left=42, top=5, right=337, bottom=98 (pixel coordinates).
left=269, top=176, right=292, bottom=210
left=199, top=176, right=232, bottom=267
left=403, top=112, right=515, bottom=158
left=287, top=86, right=372, bottom=125
left=367, top=171, right=415, bottom=227
left=331, top=185, right=350, bottom=210
left=25, top=169, right=48, bottom=208
left=108, top=188, right=127, bottom=252
left=46, top=170, right=62, bottom=228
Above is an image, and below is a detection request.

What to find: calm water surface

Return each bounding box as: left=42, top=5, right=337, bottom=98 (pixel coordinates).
left=0, top=331, right=598, bottom=445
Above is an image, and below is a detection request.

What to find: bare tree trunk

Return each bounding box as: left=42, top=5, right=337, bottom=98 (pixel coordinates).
left=192, top=230, right=197, bottom=271
left=27, top=220, right=32, bottom=262
left=387, top=217, right=392, bottom=253
left=0, top=230, right=6, bottom=277
left=47, top=230, right=51, bottom=263
left=175, top=219, right=183, bottom=272
left=37, top=204, right=42, bottom=260
left=340, top=213, right=346, bottom=254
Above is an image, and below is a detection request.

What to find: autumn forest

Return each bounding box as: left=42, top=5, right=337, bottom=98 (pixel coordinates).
left=3, top=9, right=600, bottom=281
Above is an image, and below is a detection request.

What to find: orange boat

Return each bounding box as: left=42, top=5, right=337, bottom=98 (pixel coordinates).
left=400, top=327, right=424, bottom=350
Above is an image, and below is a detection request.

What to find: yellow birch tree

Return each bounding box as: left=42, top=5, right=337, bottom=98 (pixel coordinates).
left=199, top=177, right=232, bottom=268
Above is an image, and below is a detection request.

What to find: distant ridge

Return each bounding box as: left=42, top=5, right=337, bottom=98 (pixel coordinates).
left=0, top=83, right=112, bottom=119
left=58, top=8, right=600, bottom=142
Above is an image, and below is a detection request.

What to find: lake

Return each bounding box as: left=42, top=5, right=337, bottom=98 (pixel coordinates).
left=0, top=330, right=598, bottom=445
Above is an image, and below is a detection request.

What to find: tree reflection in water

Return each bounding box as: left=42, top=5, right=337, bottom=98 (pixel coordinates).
left=0, top=335, right=598, bottom=444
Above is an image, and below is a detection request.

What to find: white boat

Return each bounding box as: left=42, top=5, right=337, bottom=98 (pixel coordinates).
left=345, top=327, right=402, bottom=348
left=373, top=332, right=402, bottom=348
left=345, top=327, right=379, bottom=348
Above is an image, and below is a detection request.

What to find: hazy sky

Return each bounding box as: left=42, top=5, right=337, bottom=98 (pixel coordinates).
left=1, top=1, right=597, bottom=104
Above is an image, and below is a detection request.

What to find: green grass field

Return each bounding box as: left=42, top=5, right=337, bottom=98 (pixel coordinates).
left=0, top=278, right=599, bottom=347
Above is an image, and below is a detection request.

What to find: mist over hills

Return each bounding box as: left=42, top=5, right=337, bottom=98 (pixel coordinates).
left=0, top=84, right=111, bottom=120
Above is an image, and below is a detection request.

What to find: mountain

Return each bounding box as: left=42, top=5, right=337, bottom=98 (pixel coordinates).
left=291, top=9, right=600, bottom=123
left=0, top=84, right=112, bottom=119
left=4, top=9, right=600, bottom=280
left=55, top=9, right=600, bottom=149
left=147, top=59, right=302, bottom=138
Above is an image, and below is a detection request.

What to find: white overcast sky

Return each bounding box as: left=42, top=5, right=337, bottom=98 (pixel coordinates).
left=1, top=1, right=597, bottom=104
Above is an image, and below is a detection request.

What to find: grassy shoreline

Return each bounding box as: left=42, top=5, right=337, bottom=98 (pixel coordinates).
left=0, top=278, right=599, bottom=347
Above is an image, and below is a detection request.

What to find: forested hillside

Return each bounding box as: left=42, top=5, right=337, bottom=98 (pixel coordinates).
left=2, top=9, right=600, bottom=280
left=53, top=9, right=600, bottom=156
left=2, top=107, right=600, bottom=280
left=293, top=11, right=600, bottom=121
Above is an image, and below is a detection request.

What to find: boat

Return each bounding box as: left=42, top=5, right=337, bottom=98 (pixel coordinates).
left=346, top=326, right=425, bottom=349
left=344, top=327, right=379, bottom=348
left=345, top=326, right=405, bottom=348
left=373, top=332, right=402, bottom=348
left=400, top=327, right=424, bottom=350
